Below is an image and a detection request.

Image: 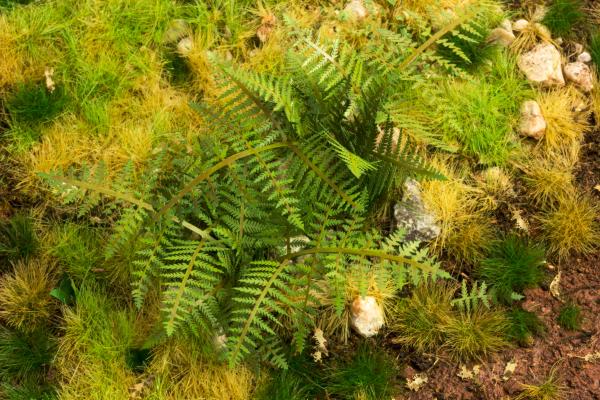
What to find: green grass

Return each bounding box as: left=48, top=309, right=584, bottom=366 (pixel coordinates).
left=507, top=308, right=546, bottom=346
left=1, top=383, right=57, bottom=400
left=542, top=0, right=585, bottom=38
left=256, top=354, right=324, bottom=400
left=53, top=286, right=137, bottom=399
left=47, top=223, right=104, bottom=285
left=0, top=326, right=55, bottom=382
left=6, top=82, right=68, bottom=128
left=478, top=234, right=546, bottom=304
left=432, top=51, right=530, bottom=165
left=0, top=213, right=38, bottom=268
left=557, top=303, right=582, bottom=331
left=326, top=343, right=397, bottom=400
left=590, top=32, right=600, bottom=74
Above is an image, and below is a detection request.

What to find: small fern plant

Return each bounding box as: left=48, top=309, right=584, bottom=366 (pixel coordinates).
left=451, top=280, right=490, bottom=314
left=40, top=33, right=463, bottom=368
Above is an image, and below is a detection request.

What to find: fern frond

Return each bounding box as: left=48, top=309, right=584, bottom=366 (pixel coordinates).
left=451, top=280, right=490, bottom=313
left=161, top=234, right=225, bottom=336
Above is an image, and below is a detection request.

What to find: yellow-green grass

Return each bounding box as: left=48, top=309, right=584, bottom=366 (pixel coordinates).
left=54, top=286, right=137, bottom=399
left=421, top=157, right=496, bottom=265
left=538, top=193, right=600, bottom=260
left=516, top=369, right=566, bottom=400
left=520, top=155, right=576, bottom=208
left=0, top=258, right=57, bottom=332
left=537, top=87, right=590, bottom=160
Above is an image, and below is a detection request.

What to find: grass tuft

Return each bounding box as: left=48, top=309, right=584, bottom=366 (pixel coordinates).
left=557, top=303, right=582, bottom=330
left=444, top=306, right=509, bottom=361
left=47, top=223, right=104, bottom=285
left=0, top=259, right=56, bottom=332
left=0, top=326, right=55, bottom=382
left=431, top=52, right=529, bottom=165
left=541, top=0, right=585, bottom=38
left=421, top=158, right=496, bottom=265
left=7, top=82, right=68, bottom=127
left=538, top=194, right=599, bottom=260
left=326, top=343, right=397, bottom=400
left=390, top=282, right=456, bottom=354
left=516, top=369, right=565, bottom=400
left=256, top=355, right=322, bottom=400
left=507, top=308, right=546, bottom=346
left=590, top=32, right=600, bottom=74
left=521, top=155, right=575, bottom=208
left=478, top=234, right=546, bottom=304
left=537, top=87, right=590, bottom=159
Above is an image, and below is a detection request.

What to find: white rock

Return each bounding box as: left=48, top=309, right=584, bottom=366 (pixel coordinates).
left=350, top=296, right=384, bottom=337
left=564, top=61, right=594, bottom=92
left=177, top=37, right=194, bottom=56
left=344, top=0, right=368, bottom=20
left=518, top=43, right=565, bottom=87
left=574, top=43, right=584, bottom=55
left=519, top=100, right=546, bottom=140
left=488, top=28, right=515, bottom=47
left=513, top=19, right=529, bottom=31
left=577, top=52, right=592, bottom=63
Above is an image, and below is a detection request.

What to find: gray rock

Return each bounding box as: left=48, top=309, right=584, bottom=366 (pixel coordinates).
left=344, top=0, right=368, bottom=20
left=394, top=179, right=440, bottom=242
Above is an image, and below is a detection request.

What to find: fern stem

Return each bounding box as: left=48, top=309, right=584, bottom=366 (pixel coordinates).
left=155, top=142, right=291, bottom=220
left=45, top=175, right=155, bottom=211
left=42, top=175, right=208, bottom=238
left=230, top=259, right=290, bottom=367
left=284, top=247, right=426, bottom=268
left=165, top=236, right=208, bottom=335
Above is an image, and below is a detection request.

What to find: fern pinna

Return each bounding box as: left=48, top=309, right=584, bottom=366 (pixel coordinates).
left=41, top=33, right=460, bottom=368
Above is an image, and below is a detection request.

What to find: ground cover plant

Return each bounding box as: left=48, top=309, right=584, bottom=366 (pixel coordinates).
left=1, top=0, right=599, bottom=398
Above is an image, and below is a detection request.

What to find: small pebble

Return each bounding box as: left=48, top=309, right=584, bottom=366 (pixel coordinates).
left=577, top=52, right=592, bottom=63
